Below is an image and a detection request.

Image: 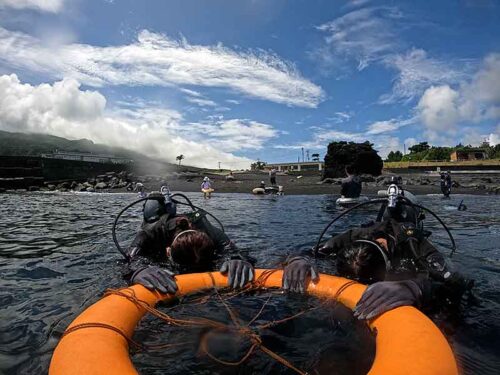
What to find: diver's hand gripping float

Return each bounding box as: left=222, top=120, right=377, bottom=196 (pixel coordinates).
left=130, top=266, right=178, bottom=294
left=282, top=256, right=319, bottom=293
left=219, top=259, right=255, bottom=289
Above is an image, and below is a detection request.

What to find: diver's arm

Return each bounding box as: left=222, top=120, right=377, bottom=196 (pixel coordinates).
left=194, top=214, right=255, bottom=288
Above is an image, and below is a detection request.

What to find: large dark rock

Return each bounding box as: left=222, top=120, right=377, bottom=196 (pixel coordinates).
left=323, top=141, right=383, bottom=179
left=58, top=181, right=71, bottom=189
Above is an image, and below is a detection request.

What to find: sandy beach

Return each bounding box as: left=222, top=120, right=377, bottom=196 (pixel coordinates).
left=133, top=171, right=500, bottom=196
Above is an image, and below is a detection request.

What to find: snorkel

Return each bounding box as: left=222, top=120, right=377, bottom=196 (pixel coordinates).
left=112, top=184, right=225, bottom=262
left=314, top=180, right=457, bottom=258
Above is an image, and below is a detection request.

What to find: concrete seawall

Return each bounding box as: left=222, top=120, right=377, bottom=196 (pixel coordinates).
left=0, top=156, right=132, bottom=189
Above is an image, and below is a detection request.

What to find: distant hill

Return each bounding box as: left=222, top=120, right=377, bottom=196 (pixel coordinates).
left=0, top=130, right=147, bottom=159
left=0, top=130, right=201, bottom=174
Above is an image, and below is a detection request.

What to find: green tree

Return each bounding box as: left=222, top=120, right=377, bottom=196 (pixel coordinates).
left=176, top=154, right=184, bottom=166
left=323, top=141, right=383, bottom=179
left=408, top=142, right=430, bottom=154
left=424, top=147, right=451, bottom=161
left=386, top=151, right=403, bottom=162
left=251, top=161, right=267, bottom=170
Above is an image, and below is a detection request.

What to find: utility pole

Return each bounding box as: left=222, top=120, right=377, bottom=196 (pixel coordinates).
left=218, top=161, right=221, bottom=171
left=301, top=147, right=304, bottom=163
left=403, top=143, right=406, bottom=155
left=306, top=150, right=310, bottom=161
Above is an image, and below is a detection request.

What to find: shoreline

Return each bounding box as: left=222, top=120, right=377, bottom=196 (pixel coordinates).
left=6, top=171, right=497, bottom=196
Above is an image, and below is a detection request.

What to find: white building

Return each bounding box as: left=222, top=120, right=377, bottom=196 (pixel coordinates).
left=263, top=161, right=324, bottom=172
left=41, top=151, right=133, bottom=164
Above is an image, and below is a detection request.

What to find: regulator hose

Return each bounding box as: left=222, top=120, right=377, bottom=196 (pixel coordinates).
left=112, top=196, right=151, bottom=261
left=112, top=194, right=225, bottom=261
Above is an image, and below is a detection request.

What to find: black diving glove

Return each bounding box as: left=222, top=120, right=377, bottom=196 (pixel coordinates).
left=354, top=280, right=422, bottom=320
left=282, top=256, right=319, bottom=293
left=130, top=266, right=178, bottom=294
left=220, top=259, right=255, bottom=289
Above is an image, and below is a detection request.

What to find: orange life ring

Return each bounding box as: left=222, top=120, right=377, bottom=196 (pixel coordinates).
left=49, top=269, right=458, bottom=375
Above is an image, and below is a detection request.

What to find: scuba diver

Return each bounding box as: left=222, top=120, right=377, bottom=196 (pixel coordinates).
left=440, top=171, right=452, bottom=198
left=341, top=165, right=362, bottom=199
left=282, top=179, right=473, bottom=320
left=114, top=188, right=254, bottom=294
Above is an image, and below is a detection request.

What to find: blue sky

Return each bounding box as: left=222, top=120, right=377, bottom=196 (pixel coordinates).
left=0, top=0, right=499, bottom=168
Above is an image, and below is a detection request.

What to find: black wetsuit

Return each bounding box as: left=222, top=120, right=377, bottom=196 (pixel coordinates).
left=269, top=170, right=277, bottom=186
left=340, top=175, right=362, bottom=198
left=318, top=219, right=471, bottom=311
left=441, top=173, right=452, bottom=197
left=125, top=211, right=248, bottom=279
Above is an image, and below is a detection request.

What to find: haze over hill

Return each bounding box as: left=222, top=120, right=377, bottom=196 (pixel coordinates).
left=0, top=130, right=203, bottom=174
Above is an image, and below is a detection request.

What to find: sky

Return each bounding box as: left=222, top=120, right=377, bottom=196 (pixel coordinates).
left=0, top=0, right=499, bottom=169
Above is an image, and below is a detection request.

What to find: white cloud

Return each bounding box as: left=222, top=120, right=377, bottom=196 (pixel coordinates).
left=274, top=127, right=401, bottom=157
left=315, top=6, right=401, bottom=70
left=0, top=74, right=280, bottom=168
left=488, top=125, right=500, bottom=146
left=403, top=137, right=418, bottom=150
left=0, top=0, right=63, bottom=12
left=184, top=119, right=278, bottom=152
left=180, top=88, right=202, bottom=97
left=326, top=111, right=353, bottom=124
left=0, top=27, right=324, bottom=108
left=416, top=53, right=500, bottom=140
left=185, top=97, right=217, bottom=107
left=418, top=85, right=460, bottom=132
left=366, top=116, right=417, bottom=135
left=381, top=49, right=474, bottom=104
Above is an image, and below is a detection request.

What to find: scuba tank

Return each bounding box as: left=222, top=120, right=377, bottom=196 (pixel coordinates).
left=143, top=186, right=177, bottom=224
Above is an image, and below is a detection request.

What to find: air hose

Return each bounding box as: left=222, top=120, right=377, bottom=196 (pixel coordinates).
left=314, top=196, right=456, bottom=257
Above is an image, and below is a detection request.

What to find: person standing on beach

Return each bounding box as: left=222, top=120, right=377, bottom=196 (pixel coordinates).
left=269, top=168, right=277, bottom=186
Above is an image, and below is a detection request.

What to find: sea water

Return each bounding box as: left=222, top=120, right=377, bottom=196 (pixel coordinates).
left=0, top=192, right=499, bottom=374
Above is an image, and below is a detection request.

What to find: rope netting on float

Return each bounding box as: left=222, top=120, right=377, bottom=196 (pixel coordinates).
left=63, top=270, right=359, bottom=375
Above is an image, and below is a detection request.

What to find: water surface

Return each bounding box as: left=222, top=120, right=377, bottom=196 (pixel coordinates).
left=0, top=192, right=499, bottom=374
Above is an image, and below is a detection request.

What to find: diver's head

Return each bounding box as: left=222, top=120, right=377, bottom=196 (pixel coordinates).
left=167, top=229, right=215, bottom=266
left=336, top=240, right=389, bottom=283
left=390, top=175, right=403, bottom=186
